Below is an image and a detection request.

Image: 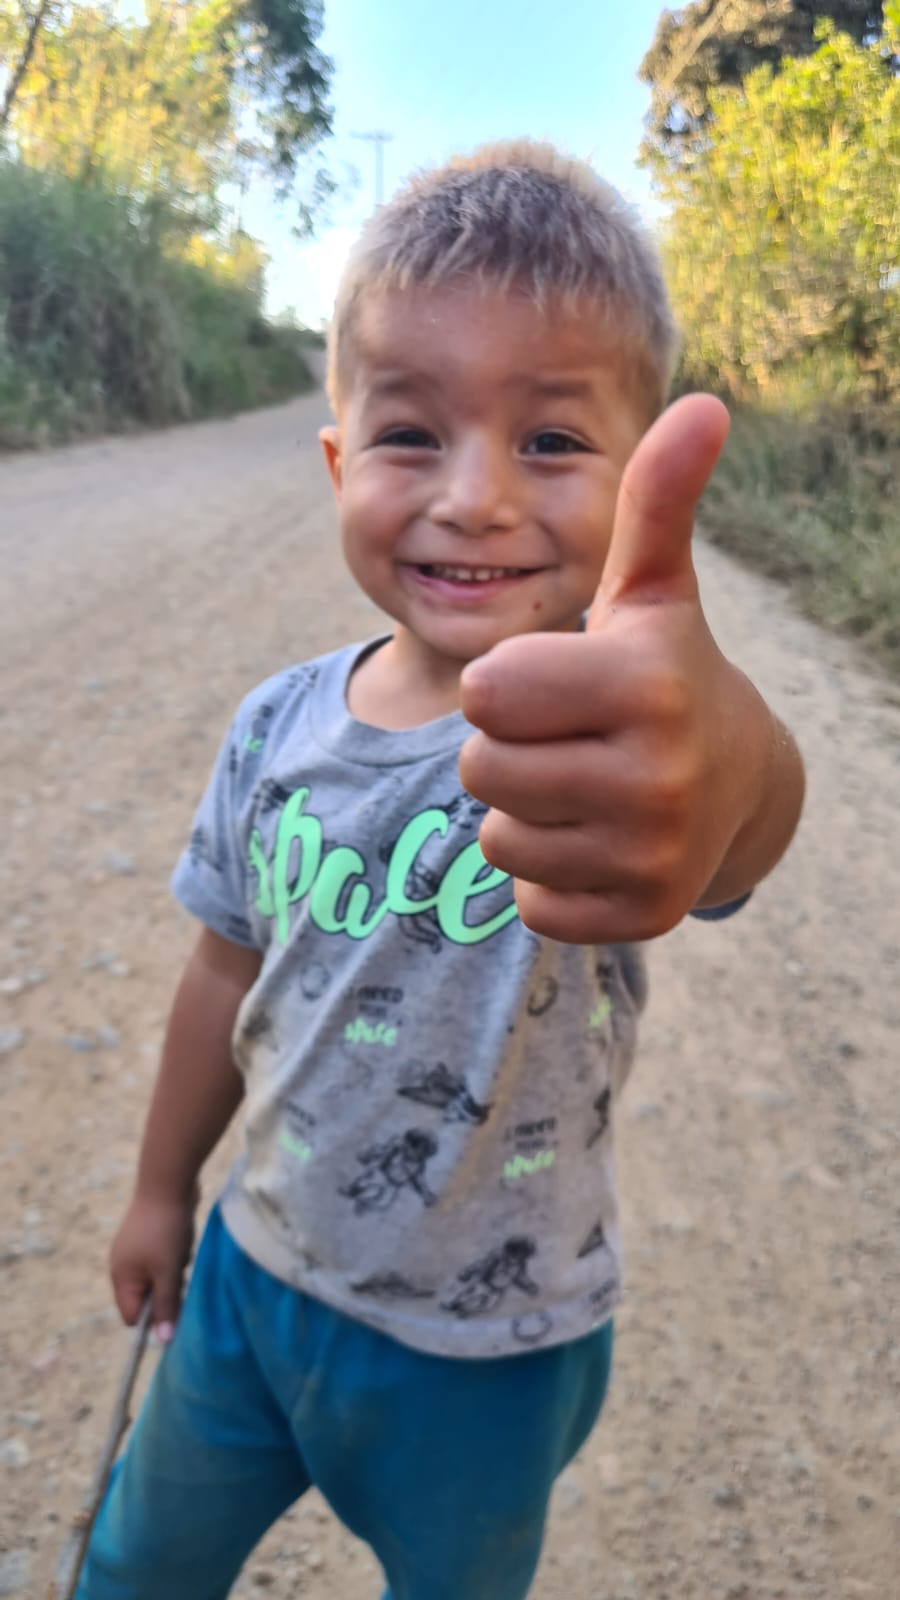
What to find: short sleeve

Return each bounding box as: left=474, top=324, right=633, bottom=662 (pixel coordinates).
left=170, top=715, right=259, bottom=948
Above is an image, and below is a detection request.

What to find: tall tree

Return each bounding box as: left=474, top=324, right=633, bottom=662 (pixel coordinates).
left=640, top=0, right=886, bottom=156
left=0, top=0, right=333, bottom=228
left=0, top=0, right=54, bottom=129
left=654, top=13, right=900, bottom=405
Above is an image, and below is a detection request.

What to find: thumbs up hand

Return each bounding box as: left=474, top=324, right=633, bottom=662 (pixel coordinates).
left=459, top=394, right=803, bottom=944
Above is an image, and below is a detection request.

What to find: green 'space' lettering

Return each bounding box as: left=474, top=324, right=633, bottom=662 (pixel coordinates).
left=249, top=789, right=516, bottom=947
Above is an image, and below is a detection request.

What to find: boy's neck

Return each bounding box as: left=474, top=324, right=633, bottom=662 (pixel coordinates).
left=347, top=632, right=465, bottom=730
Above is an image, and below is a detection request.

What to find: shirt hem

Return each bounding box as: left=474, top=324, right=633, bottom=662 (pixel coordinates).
left=219, top=1187, right=619, bottom=1362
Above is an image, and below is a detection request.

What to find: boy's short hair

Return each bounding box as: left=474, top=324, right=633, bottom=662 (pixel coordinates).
left=328, top=138, right=679, bottom=422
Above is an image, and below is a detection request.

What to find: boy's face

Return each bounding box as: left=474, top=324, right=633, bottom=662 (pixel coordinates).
left=320, top=283, right=647, bottom=680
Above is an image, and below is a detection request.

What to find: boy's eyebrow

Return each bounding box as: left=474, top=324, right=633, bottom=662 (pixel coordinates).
left=364, top=370, right=437, bottom=399
left=363, top=372, right=600, bottom=402
left=520, top=376, right=598, bottom=402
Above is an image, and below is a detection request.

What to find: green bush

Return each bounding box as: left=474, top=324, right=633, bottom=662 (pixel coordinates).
left=0, top=160, right=315, bottom=446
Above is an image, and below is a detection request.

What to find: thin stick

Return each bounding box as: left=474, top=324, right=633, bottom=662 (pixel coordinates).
left=51, top=1300, right=154, bottom=1600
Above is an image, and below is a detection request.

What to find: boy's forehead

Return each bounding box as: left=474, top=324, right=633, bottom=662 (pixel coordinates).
left=352, top=282, right=621, bottom=391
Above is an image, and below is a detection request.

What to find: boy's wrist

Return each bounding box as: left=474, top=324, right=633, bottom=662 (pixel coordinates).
left=133, top=1169, right=200, bottom=1209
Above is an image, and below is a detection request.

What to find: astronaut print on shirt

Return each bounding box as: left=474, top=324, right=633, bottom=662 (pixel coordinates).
left=340, top=1128, right=440, bottom=1215
left=441, top=1237, right=540, bottom=1319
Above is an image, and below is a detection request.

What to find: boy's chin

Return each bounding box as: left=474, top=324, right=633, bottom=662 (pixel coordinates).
left=421, top=608, right=584, bottom=653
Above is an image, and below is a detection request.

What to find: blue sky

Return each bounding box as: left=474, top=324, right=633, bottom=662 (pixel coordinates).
left=245, top=0, right=667, bottom=323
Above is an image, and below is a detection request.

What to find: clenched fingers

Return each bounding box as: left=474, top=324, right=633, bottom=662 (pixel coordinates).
left=511, top=880, right=687, bottom=946
left=478, top=810, right=686, bottom=899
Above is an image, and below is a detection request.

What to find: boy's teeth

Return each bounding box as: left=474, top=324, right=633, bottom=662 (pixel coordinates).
left=428, top=565, right=520, bottom=582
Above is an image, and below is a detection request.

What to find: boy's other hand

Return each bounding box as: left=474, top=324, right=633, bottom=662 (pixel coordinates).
left=459, top=394, right=800, bottom=944
left=110, top=1191, right=196, bottom=1342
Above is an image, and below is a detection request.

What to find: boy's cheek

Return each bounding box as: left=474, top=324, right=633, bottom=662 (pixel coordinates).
left=346, top=467, right=421, bottom=531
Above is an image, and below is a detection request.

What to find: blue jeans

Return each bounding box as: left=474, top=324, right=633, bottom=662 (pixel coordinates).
left=78, top=1205, right=613, bottom=1600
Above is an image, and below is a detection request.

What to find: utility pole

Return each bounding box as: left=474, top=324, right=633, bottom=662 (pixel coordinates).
left=352, top=129, right=393, bottom=207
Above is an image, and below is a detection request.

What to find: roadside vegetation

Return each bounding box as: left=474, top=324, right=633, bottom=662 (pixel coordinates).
left=694, top=405, right=899, bottom=673
left=0, top=163, right=320, bottom=444
left=642, top=0, right=900, bottom=672
left=0, top=0, right=335, bottom=444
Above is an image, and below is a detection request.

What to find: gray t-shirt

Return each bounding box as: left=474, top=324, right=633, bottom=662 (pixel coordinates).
left=172, top=637, right=653, bottom=1358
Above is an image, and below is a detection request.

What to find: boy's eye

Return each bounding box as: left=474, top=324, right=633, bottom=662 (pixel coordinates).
left=376, top=427, right=438, bottom=449
left=525, top=430, right=589, bottom=456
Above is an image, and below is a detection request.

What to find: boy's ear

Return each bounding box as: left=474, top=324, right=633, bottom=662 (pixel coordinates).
left=319, top=425, right=343, bottom=499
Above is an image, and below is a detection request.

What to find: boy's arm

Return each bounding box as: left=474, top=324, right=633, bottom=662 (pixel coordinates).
left=459, top=396, right=805, bottom=944
left=110, top=927, right=261, bottom=1339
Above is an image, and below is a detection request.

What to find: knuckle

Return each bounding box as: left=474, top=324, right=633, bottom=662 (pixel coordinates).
left=513, top=882, right=563, bottom=940
left=458, top=734, right=493, bottom=801
left=645, top=665, right=693, bottom=728
left=642, top=842, right=684, bottom=892
left=618, top=828, right=684, bottom=895
left=628, top=748, right=698, bottom=832
left=636, top=880, right=687, bottom=938
left=477, top=809, right=509, bottom=870
left=648, top=756, right=695, bottom=817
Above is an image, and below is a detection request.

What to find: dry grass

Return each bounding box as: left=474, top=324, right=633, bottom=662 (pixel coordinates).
left=698, top=405, right=900, bottom=676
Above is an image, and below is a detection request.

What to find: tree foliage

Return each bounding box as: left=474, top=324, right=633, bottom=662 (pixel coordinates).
left=0, top=0, right=333, bottom=226
left=0, top=160, right=316, bottom=443
left=640, top=0, right=887, bottom=155
left=654, top=12, right=900, bottom=405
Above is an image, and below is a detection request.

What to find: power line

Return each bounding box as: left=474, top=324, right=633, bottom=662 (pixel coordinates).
left=351, top=129, right=393, bottom=207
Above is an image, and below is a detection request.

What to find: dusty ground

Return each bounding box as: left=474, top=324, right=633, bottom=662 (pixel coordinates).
left=1, top=388, right=898, bottom=1600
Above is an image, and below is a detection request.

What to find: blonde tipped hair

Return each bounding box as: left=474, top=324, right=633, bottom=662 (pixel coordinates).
left=327, top=139, right=679, bottom=419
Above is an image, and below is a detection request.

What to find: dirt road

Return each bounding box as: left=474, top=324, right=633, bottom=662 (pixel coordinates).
left=1, top=391, right=898, bottom=1599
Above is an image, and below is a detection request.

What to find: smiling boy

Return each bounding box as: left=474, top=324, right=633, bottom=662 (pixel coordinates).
left=77, top=141, right=803, bottom=1600
left=320, top=283, right=645, bottom=723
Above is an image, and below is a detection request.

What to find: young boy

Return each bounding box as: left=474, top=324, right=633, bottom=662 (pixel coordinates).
left=78, top=141, right=804, bottom=1600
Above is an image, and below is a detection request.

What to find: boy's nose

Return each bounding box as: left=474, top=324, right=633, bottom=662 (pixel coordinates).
left=430, top=438, right=519, bottom=535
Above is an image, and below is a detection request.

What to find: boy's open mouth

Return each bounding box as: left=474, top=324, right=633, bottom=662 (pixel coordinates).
left=413, top=564, right=535, bottom=583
